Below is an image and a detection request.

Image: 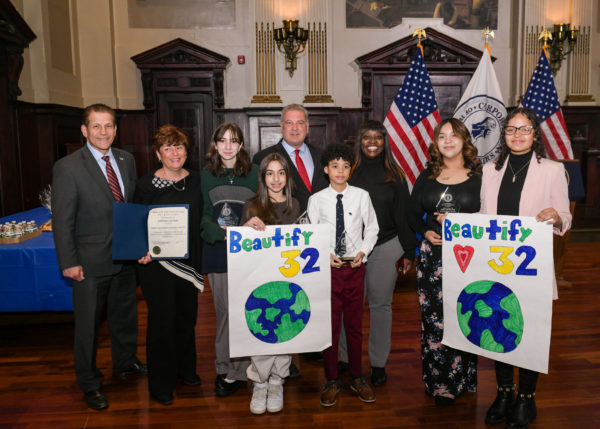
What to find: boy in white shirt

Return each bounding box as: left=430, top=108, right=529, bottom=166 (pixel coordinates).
left=307, top=144, right=379, bottom=407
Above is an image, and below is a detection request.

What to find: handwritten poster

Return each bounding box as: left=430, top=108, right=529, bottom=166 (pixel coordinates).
left=227, top=224, right=331, bottom=358
left=441, top=213, right=553, bottom=373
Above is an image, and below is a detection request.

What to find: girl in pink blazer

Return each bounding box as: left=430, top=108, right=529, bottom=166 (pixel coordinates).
left=480, top=107, right=571, bottom=429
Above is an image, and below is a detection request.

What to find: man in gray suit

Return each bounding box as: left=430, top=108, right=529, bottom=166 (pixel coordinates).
left=52, top=104, right=146, bottom=410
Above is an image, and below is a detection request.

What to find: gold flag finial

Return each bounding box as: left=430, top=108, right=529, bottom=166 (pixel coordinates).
left=412, top=28, right=426, bottom=44
left=539, top=29, right=552, bottom=45
left=482, top=27, right=495, bottom=44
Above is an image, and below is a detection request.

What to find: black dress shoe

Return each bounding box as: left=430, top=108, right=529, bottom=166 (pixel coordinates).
left=214, top=374, right=246, bottom=397
left=181, top=374, right=202, bottom=386
left=115, top=361, right=148, bottom=378
left=434, top=395, right=455, bottom=407
left=84, top=389, right=108, bottom=410
left=505, top=391, right=536, bottom=429
left=151, top=392, right=174, bottom=406
left=485, top=385, right=515, bottom=424
left=288, top=361, right=300, bottom=378
left=370, top=366, right=387, bottom=386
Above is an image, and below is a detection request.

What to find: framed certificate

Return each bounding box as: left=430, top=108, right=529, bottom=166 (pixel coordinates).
left=112, top=203, right=189, bottom=260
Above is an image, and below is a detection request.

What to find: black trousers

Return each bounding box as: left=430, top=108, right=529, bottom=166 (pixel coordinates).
left=139, top=262, right=198, bottom=396
left=72, top=265, right=139, bottom=393
left=495, top=360, right=539, bottom=394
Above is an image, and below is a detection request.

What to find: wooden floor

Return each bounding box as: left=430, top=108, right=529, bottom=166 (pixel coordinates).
left=1, top=235, right=599, bottom=428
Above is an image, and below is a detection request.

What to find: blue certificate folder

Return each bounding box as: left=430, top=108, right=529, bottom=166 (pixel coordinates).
left=112, top=203, right=189, bottom=260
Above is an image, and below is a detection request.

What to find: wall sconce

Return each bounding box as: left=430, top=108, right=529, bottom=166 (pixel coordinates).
left=540, top=23, right=579, bottom=75
left=273, top=19, right=309, bottom=77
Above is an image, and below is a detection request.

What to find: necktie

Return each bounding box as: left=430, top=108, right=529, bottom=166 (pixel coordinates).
left=102, top=156, right=124, bottom=202
left=295, top=149, right=311, bottom=192
left=335, top=194, right=346, bottom=256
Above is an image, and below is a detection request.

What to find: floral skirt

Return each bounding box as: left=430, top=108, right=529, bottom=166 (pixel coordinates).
left=416, top=239, right=477, bottom=397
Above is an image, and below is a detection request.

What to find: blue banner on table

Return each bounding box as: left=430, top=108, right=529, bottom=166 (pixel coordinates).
left=112, top=202, right=189, bottom=260
left=227, top=224, right=331, bottom=358
left=441, top=213, right=553, bottom=373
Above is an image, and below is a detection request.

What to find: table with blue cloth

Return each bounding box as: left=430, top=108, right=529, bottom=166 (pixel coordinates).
left=0, top=207, right=72, bottom=312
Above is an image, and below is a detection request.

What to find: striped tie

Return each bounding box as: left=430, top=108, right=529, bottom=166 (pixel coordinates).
left=102, top=156, right=124, bottom=202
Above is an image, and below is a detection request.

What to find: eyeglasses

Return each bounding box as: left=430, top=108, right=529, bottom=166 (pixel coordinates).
left=504, top=125, right=534, bottom=135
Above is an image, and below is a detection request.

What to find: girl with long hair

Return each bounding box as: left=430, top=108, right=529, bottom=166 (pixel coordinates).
left=241, top=152, right=300, bottom=414
left=408, top=118, right=482, bottom=407
left=480, top=107, right=571, bottom=429
left=200, top=122, right=258, bottom=397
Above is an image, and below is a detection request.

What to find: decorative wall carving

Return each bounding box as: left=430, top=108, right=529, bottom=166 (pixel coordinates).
left=355, top=27, right=486, bottom=121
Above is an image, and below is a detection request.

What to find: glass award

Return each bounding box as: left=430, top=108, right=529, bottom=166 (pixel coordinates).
left=336, top=230, right=358, bottom=262
left=217, top=202, right=239, bottom=227
left=435, top=186, right=461, bottom=213
left=295, top=211, right=310, bottom=224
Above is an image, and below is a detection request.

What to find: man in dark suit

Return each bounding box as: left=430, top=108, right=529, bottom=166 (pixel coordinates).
left=252, top=103, right=329, bottom=374
left=52, top=104, right=146, bottom=411
left=252, top=103, right=328, bottom=213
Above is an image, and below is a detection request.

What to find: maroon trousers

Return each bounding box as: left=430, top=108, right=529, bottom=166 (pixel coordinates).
left=324, top=263, right=366, bottom=380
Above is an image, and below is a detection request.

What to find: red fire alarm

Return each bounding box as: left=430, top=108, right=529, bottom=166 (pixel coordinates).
left=238, top=55, right=245, bottom=65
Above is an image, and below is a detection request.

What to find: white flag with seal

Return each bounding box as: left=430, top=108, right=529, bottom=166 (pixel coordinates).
left=454, top=48, right=507, bottom=164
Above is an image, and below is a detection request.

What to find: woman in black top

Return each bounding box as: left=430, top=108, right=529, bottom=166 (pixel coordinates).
left=135, top=125, right=203, bottom=406
left=480, top=107, right=571, bottom=429
left=408, top=118, right=482, bottom=407
left=337, top=120, right=417, bottom=386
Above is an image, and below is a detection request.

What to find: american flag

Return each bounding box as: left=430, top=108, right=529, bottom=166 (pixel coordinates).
left=384, top=47, right=441, bottom=187
left=521, top=51, right=573, bottom=159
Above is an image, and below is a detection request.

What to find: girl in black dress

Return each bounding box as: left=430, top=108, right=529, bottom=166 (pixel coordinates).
left=408, top=118, right=481, bottom=407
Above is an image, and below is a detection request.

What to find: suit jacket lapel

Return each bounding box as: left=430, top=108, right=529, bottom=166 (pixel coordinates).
left=276, top=140, right=310, bottom=192
left=113, top=150, right=131, bottom=200
left=81, top=146, right=115, bottom=203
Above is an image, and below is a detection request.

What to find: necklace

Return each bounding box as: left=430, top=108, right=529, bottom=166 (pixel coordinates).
left=507, top=160, right=531, bottom=183
left=171, top=177, right=186, bottom=191
left=227, top=172, right=235, bottom=185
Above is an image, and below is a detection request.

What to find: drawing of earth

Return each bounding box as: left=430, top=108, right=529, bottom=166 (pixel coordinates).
left=456, top=280, right=524, bottom=353
left=244, top=281, right=311, bottom=344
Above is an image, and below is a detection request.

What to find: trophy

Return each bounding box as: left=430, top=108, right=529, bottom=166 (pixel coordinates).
left=39, top=184, right=52, bottom=213
left=217, top=202, right=239, bottom=227
left=435, top=186, right=461, bottom=213
left=335, top=230, right=358, bottom=263
left=295, top=211, right=310, bottom=224
left=38, top=184, right=53, bottom=231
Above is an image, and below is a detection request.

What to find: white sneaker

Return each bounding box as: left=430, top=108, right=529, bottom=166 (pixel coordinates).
left=267, top=382, right=284, bottom=413
left=250, top=382, right=268, bottom=414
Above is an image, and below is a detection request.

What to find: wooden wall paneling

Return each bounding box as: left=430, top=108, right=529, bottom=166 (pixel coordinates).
left=0, top=0, right=36, bottom=217
left=245, top=108, right=282, bottom=157
left=14, top=102, right=82, bottom=212
left=336, top=108, right=364, bottom=145
left=563, top=106, right=600, bottom=228
left=115, top=110, right=152, bottom=178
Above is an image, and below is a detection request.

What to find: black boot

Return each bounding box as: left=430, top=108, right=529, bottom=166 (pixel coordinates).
left=485, top=385, right=515, bottom=424
left=505, top=391, right=536, bottom=429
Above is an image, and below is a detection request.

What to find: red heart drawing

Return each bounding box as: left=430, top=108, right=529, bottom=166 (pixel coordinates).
left=453, top=245, right=474, bottom=273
